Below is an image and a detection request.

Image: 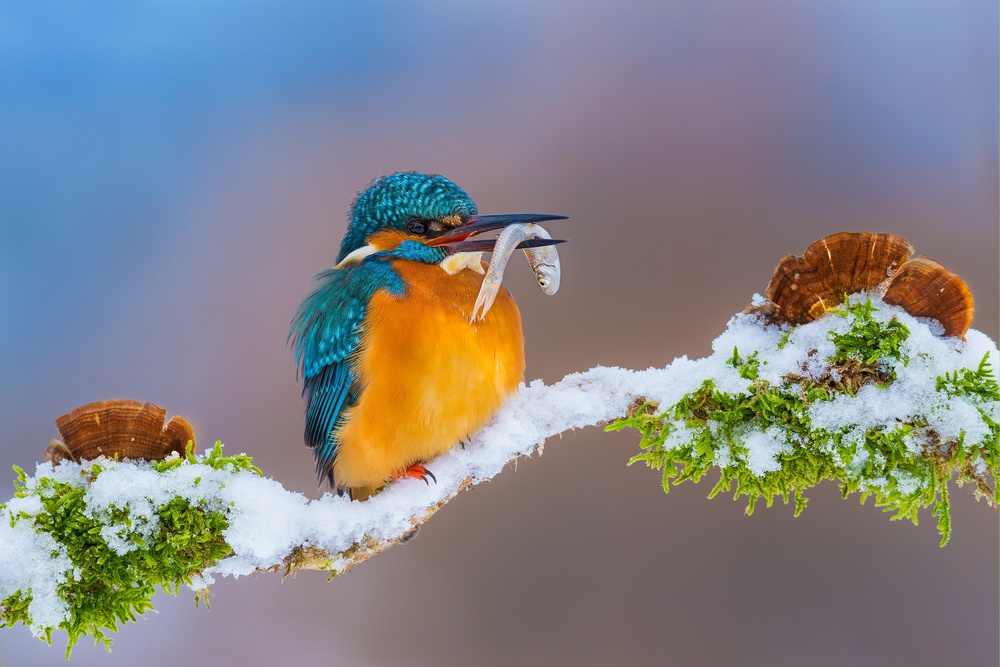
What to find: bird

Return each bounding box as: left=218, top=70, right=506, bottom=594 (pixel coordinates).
left=289, top=172, right=567, bottom=500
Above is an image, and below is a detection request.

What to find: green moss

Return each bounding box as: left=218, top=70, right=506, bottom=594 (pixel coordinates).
left=728, top=347, right=760, bottom=380
left=609, top=300, right=998, bottom=546
left=0, top=442, right=261, bottom=657
left=828, top=297, right=909, bottom=367
left=937, top=353, right=1000, bottom=401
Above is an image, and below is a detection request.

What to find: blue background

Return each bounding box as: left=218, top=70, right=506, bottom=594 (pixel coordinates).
left=2, top=2, right=997, bottom=665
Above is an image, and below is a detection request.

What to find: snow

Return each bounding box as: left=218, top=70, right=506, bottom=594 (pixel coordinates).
left=0, top=502, right=72, bottom=636
left=891, top=469, right=921, bottom=497
left=742, top=427, right=792, bottom=476
left=2, top=294, right=997, bottom=635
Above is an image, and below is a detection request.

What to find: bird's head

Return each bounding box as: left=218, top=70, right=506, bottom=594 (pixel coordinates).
left=337, top=171, right=566, bottom=264
left=338, top=172, right=477, bottom=262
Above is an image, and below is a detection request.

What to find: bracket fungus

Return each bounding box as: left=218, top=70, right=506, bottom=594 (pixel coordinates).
left=746, top=232, right=974, bottom=338
left=46, top=400, right=195, bottom=465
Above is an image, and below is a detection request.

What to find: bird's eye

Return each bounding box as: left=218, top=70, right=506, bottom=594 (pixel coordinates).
left=406, top=219, right=428, bottom=235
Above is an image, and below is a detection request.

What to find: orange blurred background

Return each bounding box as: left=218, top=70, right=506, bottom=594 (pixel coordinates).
left=1, top=3, right=997, bottom=665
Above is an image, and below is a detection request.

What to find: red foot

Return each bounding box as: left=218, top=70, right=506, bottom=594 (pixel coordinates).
left=395, top=464, right=437, bottom=485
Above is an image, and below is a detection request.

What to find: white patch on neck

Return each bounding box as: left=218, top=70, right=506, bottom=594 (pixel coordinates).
left=440, top=252, right=485, bottom=276
left=334, top=244, right=378, bottom=269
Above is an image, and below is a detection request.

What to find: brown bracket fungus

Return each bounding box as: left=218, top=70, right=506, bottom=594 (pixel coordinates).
left=46, top=400, right=195, bottom=464
left=746, top=232, right=973, bottom=338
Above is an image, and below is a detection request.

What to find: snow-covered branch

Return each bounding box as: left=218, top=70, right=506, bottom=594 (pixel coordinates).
left=2, top=296, right=998, bottom=655
left=0, top=364, right=657, bottom=654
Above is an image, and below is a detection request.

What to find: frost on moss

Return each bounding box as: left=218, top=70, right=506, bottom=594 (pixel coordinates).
left=609, top=297, right=1000, bottom=545
left=0, top=443, right=261, bottom=657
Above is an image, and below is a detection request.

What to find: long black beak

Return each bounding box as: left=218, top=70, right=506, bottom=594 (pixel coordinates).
left=442, top=237, right=568, bottom=254
left=426, top=213, right=568, bottom=246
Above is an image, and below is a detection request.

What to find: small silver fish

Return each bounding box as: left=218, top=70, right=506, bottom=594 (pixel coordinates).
left=522, top=225, right=560, bottom=296
left=470, top=223, right=561, bottom=322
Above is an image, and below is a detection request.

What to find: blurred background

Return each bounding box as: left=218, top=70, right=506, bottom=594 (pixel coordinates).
left=1, top=1, right=997, bottom=665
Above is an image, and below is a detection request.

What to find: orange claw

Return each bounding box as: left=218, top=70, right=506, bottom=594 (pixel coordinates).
left=395, top=464, right=437, bottom=485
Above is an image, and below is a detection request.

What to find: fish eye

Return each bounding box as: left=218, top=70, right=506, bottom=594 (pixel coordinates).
left=406, top=219, right=428, bottom=235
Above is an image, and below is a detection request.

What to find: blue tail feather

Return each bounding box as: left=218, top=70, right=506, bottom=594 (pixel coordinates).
left=303, top=363, right=352, bottom=487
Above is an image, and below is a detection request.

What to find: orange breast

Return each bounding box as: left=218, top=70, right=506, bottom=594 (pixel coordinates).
left=331, top=257, right=525, bottom=491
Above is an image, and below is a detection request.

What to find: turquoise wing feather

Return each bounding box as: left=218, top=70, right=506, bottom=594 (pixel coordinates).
left=289, top=259, right=405, bottom=487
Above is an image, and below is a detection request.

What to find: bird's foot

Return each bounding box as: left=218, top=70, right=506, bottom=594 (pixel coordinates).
left=396, top=464, right=437, bottom=485
left=458, top=437, right=471, bottom=450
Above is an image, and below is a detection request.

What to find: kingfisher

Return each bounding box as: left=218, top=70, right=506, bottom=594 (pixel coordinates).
left=290, top=172, right=566, bottom=500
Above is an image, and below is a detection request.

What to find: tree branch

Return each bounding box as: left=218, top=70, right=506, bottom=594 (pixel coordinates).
left=2, top=296, right=998, bottom=655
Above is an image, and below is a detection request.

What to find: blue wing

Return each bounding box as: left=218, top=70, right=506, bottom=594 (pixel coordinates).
left=289, top=259, right=405, bottom=488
